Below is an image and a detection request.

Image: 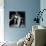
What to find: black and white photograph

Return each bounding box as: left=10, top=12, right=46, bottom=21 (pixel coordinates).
left=9, top=11, right=25, bottom=27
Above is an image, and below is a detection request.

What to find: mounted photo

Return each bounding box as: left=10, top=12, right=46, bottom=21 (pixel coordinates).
left=9, top=11, right=25, bottom=28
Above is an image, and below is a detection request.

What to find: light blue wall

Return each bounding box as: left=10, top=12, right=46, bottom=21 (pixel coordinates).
left=4, top=0, right=40, bottom=42
left=40, top=0, right=46, bottom=27
left=40, top=0, right=46, bottom=44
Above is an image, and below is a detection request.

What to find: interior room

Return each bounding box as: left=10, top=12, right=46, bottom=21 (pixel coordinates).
left=0, top=0, right=46, bottom=46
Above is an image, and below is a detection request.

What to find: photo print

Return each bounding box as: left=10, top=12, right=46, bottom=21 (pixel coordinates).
left=9, top=11, right=25, bottom=28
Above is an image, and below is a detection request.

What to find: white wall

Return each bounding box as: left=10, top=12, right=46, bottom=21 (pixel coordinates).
left=0, top=0, right=4, bottom=42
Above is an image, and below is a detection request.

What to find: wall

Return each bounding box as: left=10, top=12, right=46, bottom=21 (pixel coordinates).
left=40, top=0, right=46, bottom=45
left=4, top=0, right=40, bottom=42
left=40, top=0, right=46, bottom=26
left=0, top=0, right=4, bottom=42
